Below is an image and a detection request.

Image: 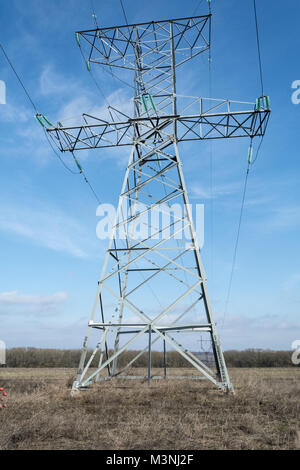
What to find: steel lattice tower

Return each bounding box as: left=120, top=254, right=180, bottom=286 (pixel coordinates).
left=46, top=14, right=270, bottom=392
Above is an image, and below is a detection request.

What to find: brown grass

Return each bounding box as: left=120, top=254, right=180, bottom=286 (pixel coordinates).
left=0, top=367, right=299, bottom=450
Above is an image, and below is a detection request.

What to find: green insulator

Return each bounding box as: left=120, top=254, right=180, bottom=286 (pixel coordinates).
left=42, top=115, right=53, bottom=127
left=75, top=33, right=80, bottom=47
left=248, top=145, right=253, bottom=164
left=35, top=114, right=45, bottom=127
left=148, top=94, right=156, bottom=111
left=141, top=94, right=148, bottom=112
left=265, top=96, right=270, bottom=108
left=86, top=60, right=91, bottom=72
left=141, top=93, right=156, bottom=111
left=155, top=153, right=161, bottom=169
left=74, top=157, right=82, bottom=173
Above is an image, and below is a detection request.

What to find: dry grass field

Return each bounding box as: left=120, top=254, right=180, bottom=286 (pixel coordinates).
left=0, top=367, right=299, bottom=450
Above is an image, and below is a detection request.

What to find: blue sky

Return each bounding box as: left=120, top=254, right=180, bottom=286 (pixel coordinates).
left=0, top=0, right=299, bottom=351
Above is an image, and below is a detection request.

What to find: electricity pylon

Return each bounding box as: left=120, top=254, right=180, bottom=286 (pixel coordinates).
left=46, top=14, right=270, bottom=392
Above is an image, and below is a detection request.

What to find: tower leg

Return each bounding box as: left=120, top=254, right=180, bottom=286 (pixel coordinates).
left=72, top=140, right=233, bottom=393
left=163, top=333, right=167, bottom=379
left=148, top=326, right=151, bottom=386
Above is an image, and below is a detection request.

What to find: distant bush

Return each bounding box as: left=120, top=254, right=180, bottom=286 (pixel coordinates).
left=224, top=349, right=295, bottom=368
left=5, top=348, right=191, bottom=368
left=5, top=347, right=297, bottom=368
left=6, top=348, right=82, bottom=368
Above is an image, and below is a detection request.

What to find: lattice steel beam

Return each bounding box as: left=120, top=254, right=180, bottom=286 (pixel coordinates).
left=43, top=14, right=271, bottom=394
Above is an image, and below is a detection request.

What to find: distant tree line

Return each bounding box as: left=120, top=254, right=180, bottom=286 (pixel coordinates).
left=224, top=349, right=296, bottom=368
left=3, top=347, right=298, bottom=368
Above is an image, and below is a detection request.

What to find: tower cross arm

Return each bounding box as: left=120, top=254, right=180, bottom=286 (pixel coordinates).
left=177, top=107, right=270, bottom=141
left=45, top=98, right=270, bottom=152
left=75, top=14, right=211, bottom=71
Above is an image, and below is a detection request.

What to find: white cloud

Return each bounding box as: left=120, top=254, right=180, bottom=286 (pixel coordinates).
left=40, top=65, right=77, bottom=96
left=282, top=272, right=300, bottom=292
left=57, top=87, right=133, bottom=125
left=54, top=88, right=133, bottom=167
left=0, top=290, right=67, bottom=317
left=190, top=181, right=240, bottom=200
left=0, top=290, right=67, bottom=305
left=0, top=103, right=54, bottom=168
left=38, top=63, right=133, bottom=124
left=218, top=313, right=300, bottom=350
left=0, top=102, right=32, bottom=124
left=265, top=206, right=300, bottom=231
left=0, top=200, right=98, bottom=258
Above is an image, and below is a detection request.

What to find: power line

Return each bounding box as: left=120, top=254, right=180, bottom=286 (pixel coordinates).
left=120, top=0, right=129, bottom=25
left=251, top=134, right=264, bottom=165
left=101, top=63, right=135, bottom=90
left=0, top=42, right=38, bottom=113
left=43, top=129, right=80, bottom=175
left=77, top=36, right=134, bottom=93
left=72, top=152, right=104, bottom=205
left=192, top=0, right=204, bottom=16
left=253, top=0, right=264, bottom=97
left=77, top=44, right=110, bottom=106
left=0, top=10, right=148, bottom=284
left=222, top=161, right=251, bottom=329
left=221, top=0, right=267, bottom=329
left=208, top=0, right=213, bottom=287
left=90, top=0, right=99, bottom=27
left=0, top=41, right=83, bottom=177
left=82, top=3, right=170, bottom=313
left=88, top=0, right=133, bottom=92
left=87, top=2, right=132, bottom=94
left=0, top=39, right=104, bottom=199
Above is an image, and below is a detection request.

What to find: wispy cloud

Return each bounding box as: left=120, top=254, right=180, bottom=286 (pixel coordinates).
left=54, top=87, right=133, bottom=167
left=0, top=200, right=97, bottom=258
left=0, top=290, right=67, bottom=317
left=40, top=65, right=79, bottom=96
left=190, top=181, right=240, bottom=200
left=218, top=313, right=300, bottom=350
left=282, top=272, right=300, bottom=292
left=0, top=102, right=31, bottom=124
left=0, top=290, right=67, bottom=306
left=0, top=99, right=53, bottom=167
left=38, top=64, right=132, bottom=123
left=57, top=87, right=132, bottom=125
left=265, top=206, right=300, bottom=231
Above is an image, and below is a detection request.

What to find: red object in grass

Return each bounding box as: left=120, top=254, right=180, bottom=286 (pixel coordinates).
left=0, top=405, right=2, bottom=409
left=3, top=392, right=7, bottom=397
left=3, top=404, right=7, bottom=408
left=0, top=388, right=3, bottom=391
